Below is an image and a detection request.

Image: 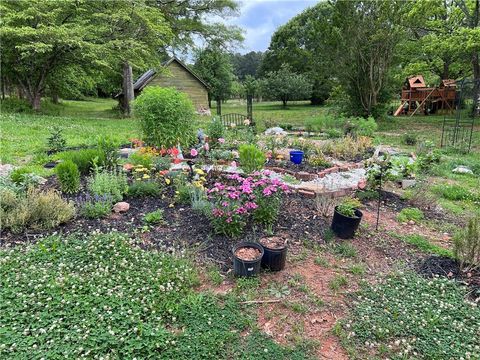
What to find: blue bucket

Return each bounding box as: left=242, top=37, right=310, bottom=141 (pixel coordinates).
left=290, top=150, right=304, bottom=164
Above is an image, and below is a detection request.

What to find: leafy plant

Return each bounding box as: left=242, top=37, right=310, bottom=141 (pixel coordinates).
left=1, top=188, right=75, bottom=233
left=128, top=181, right=161, bottom=197
left=396, top=207, right=424, bottom=223
left=87, top=169, right=128, bottom=202
left=97, top=135, right=119, bottom=170
left=77, top=194, right=112, bottom=219
left=290, top=138, right=317, bottom=159
left=55, top=160, right=80, bottom=194
left=47, top=126, right=67, bottom=153
left=307, top=153, right=331, bottom=168
left=336, top=197, right=361, bottom=217
left=129, top=152, right=154, bottom=169
left=433, top=184, right=478, bottom=202
left=143, top=209, right=164, bottom=224
left=344, top=116, right=378, bottom=137
left=153, top=156, right=171, bottom=171
left=401, top=132, right=418, bottom=145
left=207, top=117, right=225, bottom=145
left=134, top=86, right=195, bottom=149
left=238, top=144, right=265, bottom=174
left=454, top=217, right=480, bottom=271
left=57, top=148, right=105, bottom=175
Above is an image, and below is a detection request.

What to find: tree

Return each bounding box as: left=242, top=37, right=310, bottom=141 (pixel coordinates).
left=0, top=0, right=172, bottom=112
left=230, top=51, right=264, bottom=80
left=193, top=46, right=235, bottom=107
left=330, top=0, right=408, bottom=116
left=262, top=64, right=312, bottom=107
left=260, top=2, right=334, bottom=105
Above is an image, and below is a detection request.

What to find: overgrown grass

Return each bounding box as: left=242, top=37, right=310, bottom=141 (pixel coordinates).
left=342, top=273, right=480, bottom=359
left=0, top=232, right=312, bottom=359
left=393, top=233, right=453, bottom=258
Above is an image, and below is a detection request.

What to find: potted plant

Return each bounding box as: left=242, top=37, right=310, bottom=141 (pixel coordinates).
left=232, top=242, right=264, bottom=277
left=331, top=197, right=363, bottom=239
left=259, top=236, right=287, bottom=271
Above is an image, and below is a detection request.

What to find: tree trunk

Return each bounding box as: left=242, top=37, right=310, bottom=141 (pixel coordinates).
left=51, top=92, right=59, bottom=104
left=216, top=99, right=221, bottom=116
left=122, top=61, right=134, bottom=117
left=31, top=93, right=42, bottom=111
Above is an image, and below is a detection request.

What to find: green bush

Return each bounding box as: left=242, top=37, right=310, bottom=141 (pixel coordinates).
left=10, top=168, right=31, bottom=184
left=128, top=181, right=161, bottom=197
left=47, top=126, right=67, bottom=153
left=207, top=117, right=225, bottom=143
left=401, top=133, right=418, bottom=146
left=0, top=98, right=32, bottom=113
left=396, top=207, right=424, bottom=223
left=1, top=188, right=75, bottom=233
left=143, top=209, right=164, bottom=224
left=454, top=217, right=480, bottom=271
left=336, top=197, right=362, bottom=217
left=129, top=152, right=154, bottom=169
left=238, top=144, right=266, bottom=174
left=56, top=160, right=80, bottom=194
left=325, top=128, right=343, bottom=138
left=9, top=168, right=44, bottom=188
left=153, top=156, right=171, bottom=171
left=78, top=194, right=112, bottom=219
left=58, top=149, right=105, bottom=175
left=134, top=86, right=195, bottom=149
left=97, top=135, right=119, bottom=170
left=355, top=116, right=378, bottom=137
left=87, top=170, right=128, bottom=202
left=307, top=154, right=331, bottom=168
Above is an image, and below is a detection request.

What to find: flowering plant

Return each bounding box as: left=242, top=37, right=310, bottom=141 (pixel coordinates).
left=207, top=172, right=289, bottom=237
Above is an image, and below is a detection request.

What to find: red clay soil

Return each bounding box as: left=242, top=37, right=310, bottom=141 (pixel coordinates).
left=235, top=247, right=262, bottom=261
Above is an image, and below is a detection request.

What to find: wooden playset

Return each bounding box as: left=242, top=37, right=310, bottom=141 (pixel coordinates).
left=394, top=75, right=457, bottom=117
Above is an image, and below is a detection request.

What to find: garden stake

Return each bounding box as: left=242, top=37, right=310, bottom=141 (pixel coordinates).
left=376, top=170, right=382, bottom=231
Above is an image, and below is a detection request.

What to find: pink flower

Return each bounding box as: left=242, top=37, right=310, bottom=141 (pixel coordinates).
left=204, top=143, right=209, bottom=151
left=226, top=217, right=233, bottom=223
left=218, top=138, right=225, bottom=144
left=245, top=201, right=258, bottom=210
left=190, top=148, right=198, bottom=157
left=221, top=201, right=229, bottom=207
left=230, top=161, right=237, bottom=168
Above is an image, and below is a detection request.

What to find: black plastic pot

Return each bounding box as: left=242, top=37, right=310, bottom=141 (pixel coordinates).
left=331, top=206, right=363, bottom=239
left=260, top=241, right=287, bottom=271
left=44, top=161, right=58, bottom=169
left=232, top=242, right=264, bottom=277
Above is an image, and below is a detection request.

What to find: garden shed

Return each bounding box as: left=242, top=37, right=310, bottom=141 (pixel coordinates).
left=131, top=57, right=210, bottom=110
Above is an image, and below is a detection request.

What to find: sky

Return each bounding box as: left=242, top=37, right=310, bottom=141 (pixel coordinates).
left=228, top=0, right=320, bottom=54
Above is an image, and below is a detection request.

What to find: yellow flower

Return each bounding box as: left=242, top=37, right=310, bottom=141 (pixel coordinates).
left=194, top=169, right=205, bottom=175
left=135, top=178, right=141, bottom=181
left=168, top=203, right=174, bottom=208
left=165, top=178, right=171, bottom=185
left=200, top=177, right=206, bottom=182
left=142, top=174, right=150, bottom=179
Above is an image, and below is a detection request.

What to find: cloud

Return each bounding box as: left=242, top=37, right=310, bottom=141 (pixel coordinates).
left=232, top=0, right=319, bottom=53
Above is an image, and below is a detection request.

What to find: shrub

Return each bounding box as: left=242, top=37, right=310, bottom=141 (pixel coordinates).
left=454, top=217, right=480, bottom=271
left=238, top=144, right=266, bottom=174
left=207, top=174, right=289, bottom=237
left=320, top=135, right=373, bottom=161
left=336, top=197, right=361, bottom=217
left=10, top=168, right=44, bottom=188
left=290, top=138, right=317, bottom=159
left=355, top=116, right=378, bottom=137
left=97, top=136, right=119, bottom=170
left=190, top=187, right=211, bottom=216
left=143, top=209, right=164, bottom=224
left=87, top=170, right=128, bottom=202
left=325, top=128, right=343, bottom=139
left=129, top=152, right=154, bottom=169
left=10, top=168, right=31, bottom=184
left=77, top=194, right=112, bottom=219
left=47, top=126, right=67, bottom=153
left=207, top=117, right=225, bottom=144
left=401, top=133, right=418, bottom=146
left=0, top=188, right=18, bottom=211
left=128, top=181, right=161, bottom=197
left=134, top=86, right=195, bottom=149
left=1, top=188, right=75, bottom=233
left=153, top=156, right=171, bottom=172
left=58, top=149, right=105, bottom=175
left=307, top=154, right=331, bottom=168
left=56, top=160, right=80, bottom=194
left=396, top=207, right=424, bottom=223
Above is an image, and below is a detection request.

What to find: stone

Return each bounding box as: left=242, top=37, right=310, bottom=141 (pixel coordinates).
left=118, top=147, right=139, bottom=158
left=452, top=166, right=473, bottom=175
left=0, top=164, right=15, bottom=177
left=113, top=202, right=130, bottom=213
left=296, top=171, right=313, bottom=181
left=401, top=179, right=416, bottom=189
left=264, top=127, right=287, bottom=136
left=408, top=220, right=415, bottom=225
